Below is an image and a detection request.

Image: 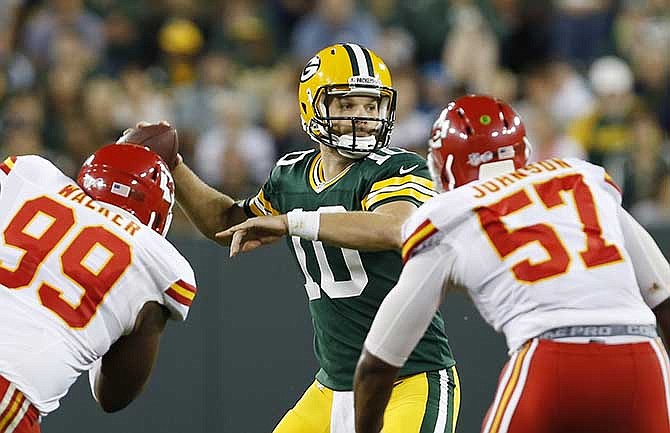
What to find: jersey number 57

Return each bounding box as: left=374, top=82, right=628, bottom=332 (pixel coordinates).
left=476, top=174, right=623, bottom=283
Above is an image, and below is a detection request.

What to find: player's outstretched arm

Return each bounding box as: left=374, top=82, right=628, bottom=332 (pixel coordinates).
left=217, top=200, right=414, bottom=256
left=172, top=161, right=247, bottom=241
left=121, top=121, right=247, bottom=242
left=90, top=302, right=169, bottom=412
left=317, top=201, right=413, bottom=250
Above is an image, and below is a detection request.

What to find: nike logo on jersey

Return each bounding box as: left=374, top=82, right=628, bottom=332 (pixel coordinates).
left=399, top=164, right=419, bottom=175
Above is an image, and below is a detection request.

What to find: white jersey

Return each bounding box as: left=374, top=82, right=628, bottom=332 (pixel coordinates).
left=401, top=157, right=659, bottom=352
left=0, top=155, right=197, bottom=415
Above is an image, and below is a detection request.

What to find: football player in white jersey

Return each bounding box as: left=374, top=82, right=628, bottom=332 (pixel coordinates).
left=354, top=95, right=670, bottom=433
left=0, top=142, right=197, bottom=433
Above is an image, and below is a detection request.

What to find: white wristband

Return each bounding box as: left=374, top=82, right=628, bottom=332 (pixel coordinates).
left=287, top=210, right=320, bottom=241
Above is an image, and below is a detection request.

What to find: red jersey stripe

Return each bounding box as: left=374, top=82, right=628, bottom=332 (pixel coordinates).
left=604, top=173, right=622, bottom=195
left=401, top=219, right=438, bottom=262
left=175, top=279, right=196, bottom=294
left=166, top=287, right=193, bottom=307
left=0, top=157, right=17, bottom=175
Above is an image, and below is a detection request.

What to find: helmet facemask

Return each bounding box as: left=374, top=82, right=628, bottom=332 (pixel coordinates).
left=427, top=150, right=454, bottom=193
left=146, top=161, right=175, bottom=237
left=306, top=82, right=396, bottom=158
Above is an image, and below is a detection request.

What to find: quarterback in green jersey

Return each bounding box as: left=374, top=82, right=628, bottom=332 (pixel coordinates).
left=138, top=43, right=459, bottom=433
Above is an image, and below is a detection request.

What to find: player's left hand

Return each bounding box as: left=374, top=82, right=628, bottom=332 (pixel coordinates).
left=216, top=215, right=289, bottom=257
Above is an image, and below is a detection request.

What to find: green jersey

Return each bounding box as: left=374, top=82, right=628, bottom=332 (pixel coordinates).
left=244, top=147, right=455, bottom=390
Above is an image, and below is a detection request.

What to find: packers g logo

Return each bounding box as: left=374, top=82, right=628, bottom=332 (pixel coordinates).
left=300, top=55, right=321, bottom=82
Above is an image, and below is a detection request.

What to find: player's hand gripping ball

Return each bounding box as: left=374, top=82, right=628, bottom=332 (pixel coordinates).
left=117, top=121, right=180, bottom=170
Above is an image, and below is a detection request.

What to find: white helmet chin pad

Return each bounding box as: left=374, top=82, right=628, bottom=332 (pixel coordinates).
left=337, top=133, right=378, bottom=151
left=332, top=133, right=378, bottom=159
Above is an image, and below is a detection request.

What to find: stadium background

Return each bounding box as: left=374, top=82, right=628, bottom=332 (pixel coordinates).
left=0, top=0, right=668, bottom=432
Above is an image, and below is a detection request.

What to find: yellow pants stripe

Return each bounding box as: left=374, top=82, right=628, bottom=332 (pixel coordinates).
left=486, top=342, right=532, bottom=433
left=449, top=366, right=461, bottom=433
left=0, top=390, right=25, bottom=432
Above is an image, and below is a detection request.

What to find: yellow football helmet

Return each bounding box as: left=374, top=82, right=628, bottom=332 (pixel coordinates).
left=298, top=43, right=397, bottom=156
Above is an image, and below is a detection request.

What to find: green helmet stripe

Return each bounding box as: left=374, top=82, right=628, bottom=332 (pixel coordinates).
left=342, top=44, right=360, bottom=76
left=362, top=47, right=375, bottom=76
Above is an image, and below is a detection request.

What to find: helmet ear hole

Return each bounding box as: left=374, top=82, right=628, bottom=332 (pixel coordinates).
left=497, top=103, right=510, bottom=128
left=301, top=102, right=307, bottom=113
left=456, top=108, right=474, bottom=136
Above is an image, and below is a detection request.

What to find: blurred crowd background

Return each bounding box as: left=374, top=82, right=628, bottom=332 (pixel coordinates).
left=0, top=0, right=668, bottom=234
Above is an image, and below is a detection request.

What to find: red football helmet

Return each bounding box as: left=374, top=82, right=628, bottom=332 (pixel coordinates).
left=428, top=95, right=531, bottom=191
left=78, top=144, right=175, bottom=236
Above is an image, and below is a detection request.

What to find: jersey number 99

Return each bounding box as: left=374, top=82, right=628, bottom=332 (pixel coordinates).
left=0, top=196, right=131, bottom=328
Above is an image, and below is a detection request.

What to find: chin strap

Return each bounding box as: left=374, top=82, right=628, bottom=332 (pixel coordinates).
left=336, top=148, right=369, bottom=159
